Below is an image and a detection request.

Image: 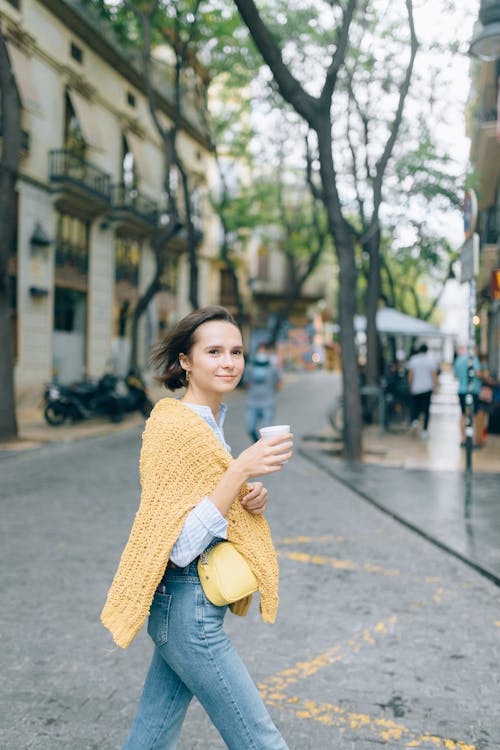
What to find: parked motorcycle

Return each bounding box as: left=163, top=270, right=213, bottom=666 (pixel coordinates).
left=42, top=371, right=153, bottom=426
left=121, top=371, right=154, bottom=418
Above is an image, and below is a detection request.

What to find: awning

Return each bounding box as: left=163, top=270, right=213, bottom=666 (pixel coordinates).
left=355, top=307, right=445, bottom=337
left=67, top=89, right=103, bottom=150
left=125, top=130, right=158, bottom=191
left=6, top=42, right=41, bottom=113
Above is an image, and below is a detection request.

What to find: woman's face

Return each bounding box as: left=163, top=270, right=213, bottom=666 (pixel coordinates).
left=180, top=320, right=244, bottom=399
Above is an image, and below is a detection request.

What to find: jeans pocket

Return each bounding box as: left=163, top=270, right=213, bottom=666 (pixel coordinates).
left=147, top=593, right=172, bottom=647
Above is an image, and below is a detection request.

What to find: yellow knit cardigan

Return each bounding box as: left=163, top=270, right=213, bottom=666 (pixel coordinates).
left=101, top=398, right=280, bottom=648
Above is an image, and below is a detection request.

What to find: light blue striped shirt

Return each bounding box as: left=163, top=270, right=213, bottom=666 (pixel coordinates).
left=169, top=402, right=229, bottom=567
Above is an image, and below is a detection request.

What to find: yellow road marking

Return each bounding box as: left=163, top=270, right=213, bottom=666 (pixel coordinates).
left=276, top=529, right=387, bottom=545
left=277, top=534, right=346, bottom=545
left=277, top=549, right=401, bottom=577
left=258, top=616, right=397, bottom=700
left=264, top=694, right=475, bottom=749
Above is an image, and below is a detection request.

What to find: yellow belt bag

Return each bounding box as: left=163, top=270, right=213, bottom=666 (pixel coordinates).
left=197, top=542, right=258, bottom=606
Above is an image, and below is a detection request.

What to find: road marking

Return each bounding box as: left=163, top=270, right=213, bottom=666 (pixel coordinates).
left=277, top=547, right=454, bottom=590
left=264, top=694, right=475, bottom=749
left=276, top=536, right=454, bottom=587
left=276, top=529, right=389, bottom=545
left=277, top=549, right=401, bottom=577
left=258, top=617, right=397, bottom=701
left=277, top=534, right=347, bottom=544
left=259, top=614, right=475, bottom=748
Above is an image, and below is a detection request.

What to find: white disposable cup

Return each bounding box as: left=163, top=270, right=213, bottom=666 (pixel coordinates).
left=259, top=425, right=291, bottom=440
left=259, top=425, right=291, bottom=463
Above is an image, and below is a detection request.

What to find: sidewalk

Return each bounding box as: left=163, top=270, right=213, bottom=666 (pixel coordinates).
left=296, top=371, right=500, bottom=587
left=0, top=381, right=168, bottom=455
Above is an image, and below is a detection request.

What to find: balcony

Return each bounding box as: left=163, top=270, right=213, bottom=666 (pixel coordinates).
left=470, top=83, right=500, bottom=205
left=478, top=244, right=500, bottom=296
left=110, top=183, right=159, bottom=236
left=49, top=149, right=111, bottom=218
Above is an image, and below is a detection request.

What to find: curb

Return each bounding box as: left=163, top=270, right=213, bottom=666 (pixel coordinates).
left=299, top=446, right=500, bottom=589
left=0, top=415, right=145, bottom=458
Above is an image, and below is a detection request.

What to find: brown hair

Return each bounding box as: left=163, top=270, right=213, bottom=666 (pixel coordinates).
left=151, top=305, right=239, bottom=391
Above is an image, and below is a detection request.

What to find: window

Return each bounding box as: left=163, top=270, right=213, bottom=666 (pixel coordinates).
left=64, top=92, right=85, bottom=156
left=220, top=268, right=237, bottom=307
left=122, top=135, right=137, bottom=189
left=114, top=239, right=141, bottom=338
left=55, top=212, right=89, bottom=273
left=127, top=91, right=136, bottom=108
left=70, top=42, right=83, bottom=64
left=54, top=288, right=86, bottom=331
left=115, top=238, right=140, bottom=285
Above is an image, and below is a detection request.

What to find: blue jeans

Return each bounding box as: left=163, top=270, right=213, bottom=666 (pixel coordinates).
left=122, top=561, right=288, bottom=750
left=246, top=405, right=275, bottom=443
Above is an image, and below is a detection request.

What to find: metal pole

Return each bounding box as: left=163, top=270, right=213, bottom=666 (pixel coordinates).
left=464, top=278, right=476, bottom=519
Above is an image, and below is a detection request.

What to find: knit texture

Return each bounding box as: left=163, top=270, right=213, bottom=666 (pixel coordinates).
left=101, top=398, right=280, bottom=648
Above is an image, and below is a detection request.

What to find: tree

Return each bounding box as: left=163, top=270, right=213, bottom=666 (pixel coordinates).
left=0, top=31, right=21, bottom=441
left=231, top=0, right=415, bottom=458
left=212, top=108, right=333, bottom=342
left=340, top=7, right=418, bottom=385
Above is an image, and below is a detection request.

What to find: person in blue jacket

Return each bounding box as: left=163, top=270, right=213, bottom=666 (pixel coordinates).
left=244, top=342, right=282, bottom=443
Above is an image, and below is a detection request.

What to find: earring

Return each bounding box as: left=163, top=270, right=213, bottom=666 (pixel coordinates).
left=185, top=370, right=190, bottom=383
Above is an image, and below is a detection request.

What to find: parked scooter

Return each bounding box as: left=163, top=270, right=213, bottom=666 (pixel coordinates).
left=121, top=370, right=154, bottom=418
left=42, top=371, right=152, bottom=426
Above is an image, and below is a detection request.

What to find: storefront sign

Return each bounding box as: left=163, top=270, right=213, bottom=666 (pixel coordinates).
left=492, top=268, right=500, bottom=300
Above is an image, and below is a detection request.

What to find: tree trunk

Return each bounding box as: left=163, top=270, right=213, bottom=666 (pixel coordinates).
left=364, top=227, right=381, bottom=386
left=316, top=119, right=362, bottom=460
left=129, top=274, right=162, bottom=374
left=178, top=163, right=199, bottom=310
left=0, top=34, right=21, bottom=441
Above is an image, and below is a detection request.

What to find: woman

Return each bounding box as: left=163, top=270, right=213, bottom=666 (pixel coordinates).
left=101, top=306, right=292, bottom=749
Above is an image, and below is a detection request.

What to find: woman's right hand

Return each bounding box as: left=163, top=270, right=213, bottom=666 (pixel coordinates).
left=233, top=434, right=293, bottom=479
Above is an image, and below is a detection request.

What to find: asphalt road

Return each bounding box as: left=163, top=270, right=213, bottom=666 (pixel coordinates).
left=1, top=373, right=498, bottom=749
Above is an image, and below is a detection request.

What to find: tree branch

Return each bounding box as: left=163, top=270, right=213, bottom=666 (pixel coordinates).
left=346, top=102, right=366, bottom=229
left=319, top=0, right=358, bottom=110
left=362, top=0, right=418, bottom=244
left=232, top=0, right=319, bottom=125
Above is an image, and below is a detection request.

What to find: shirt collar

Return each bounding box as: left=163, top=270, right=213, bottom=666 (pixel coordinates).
left=183, top=402, right=227, bottom=429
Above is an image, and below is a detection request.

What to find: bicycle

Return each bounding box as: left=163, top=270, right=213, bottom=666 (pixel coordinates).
left=327, top=381, right=412, bottom=436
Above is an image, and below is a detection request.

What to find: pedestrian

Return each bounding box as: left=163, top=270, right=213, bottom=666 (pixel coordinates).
left=476, top=352, right=499, bottom=447
left=245, top=341, right=282, bottom=443
left=100, top=305, right=292, bottom=750
left=407, top=343, right=439, bottom=440
left=453, top=345, right=482, bottom=447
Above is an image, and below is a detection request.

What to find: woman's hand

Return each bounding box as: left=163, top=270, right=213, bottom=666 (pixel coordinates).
left=241, top=481, right=268, bottom=514
left=232, top=434, right=293, bottom=480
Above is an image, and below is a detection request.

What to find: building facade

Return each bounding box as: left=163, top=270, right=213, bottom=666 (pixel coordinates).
left=1, top=0, right=220, bottom=403
left=468, top=57, right=500, bottom=377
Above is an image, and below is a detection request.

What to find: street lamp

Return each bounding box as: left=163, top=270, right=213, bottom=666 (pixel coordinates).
left=469, top=0, right=500, bottom=60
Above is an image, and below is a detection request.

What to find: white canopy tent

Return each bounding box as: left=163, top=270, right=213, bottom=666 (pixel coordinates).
left=354, top=307, right=445, bottom=338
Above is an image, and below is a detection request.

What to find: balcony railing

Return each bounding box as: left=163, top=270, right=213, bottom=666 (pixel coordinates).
left=111, top=183, right=158, bottom=226
left=49, top=149, right=111, bottom=203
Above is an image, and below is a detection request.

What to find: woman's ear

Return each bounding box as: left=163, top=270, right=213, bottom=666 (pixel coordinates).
left=179, top=353, right=189, bottom=371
